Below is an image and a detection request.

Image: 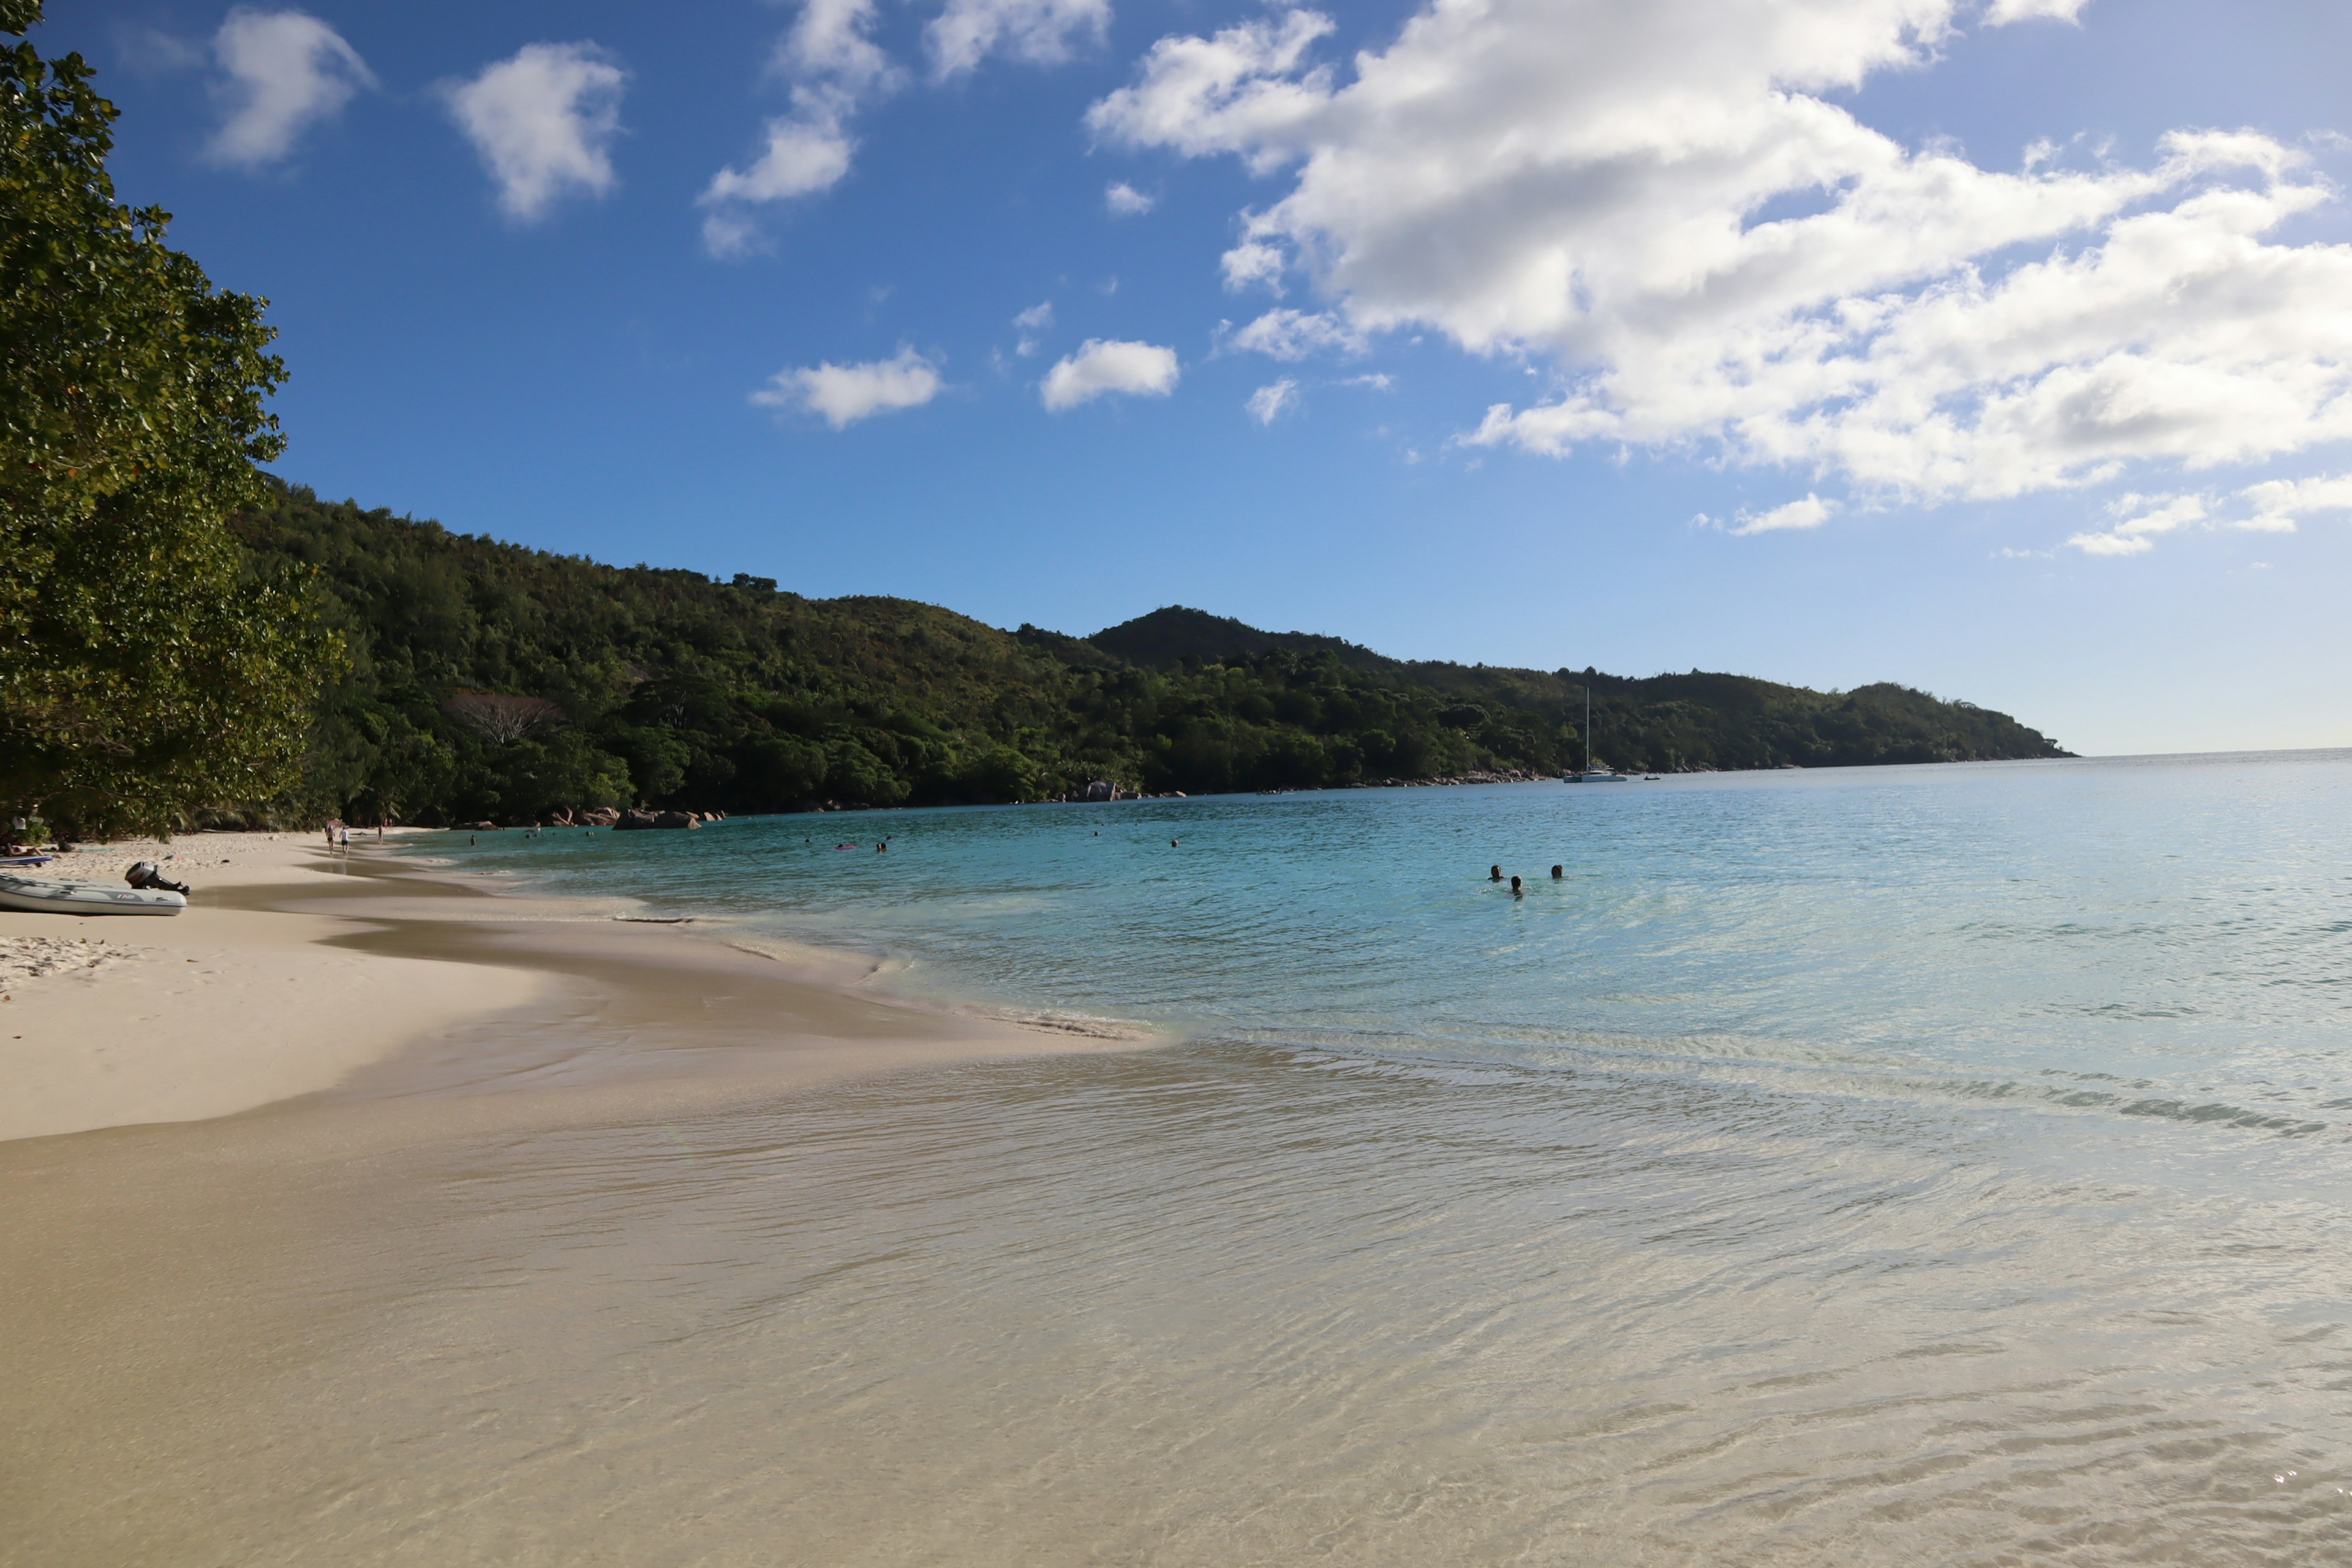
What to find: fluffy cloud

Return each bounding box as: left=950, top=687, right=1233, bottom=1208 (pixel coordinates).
left=2060, top=472, right=2352, bottom=555
left=1246, top=379, right=1300, bottom=424
left=1041, top=339, right=1180, bottom=409
left=1092, top=1, right=2352, bottom=507
left=1222, top=307, right=1363, bottom=361
left=930, top=0, right=1110, bottom=78
left=1105, top=180, right=1156, bottom=216
left=753, top=347, right=944, bottom=428
left=2239, top=472, right=2352, bottom=530
left=1730, top=494, right=1835, bottom=536
left=701, top=0, right=901, bottom=257
left=442, top=43, right=626, bottom=222
left=205, top=8, right=372, bottom=168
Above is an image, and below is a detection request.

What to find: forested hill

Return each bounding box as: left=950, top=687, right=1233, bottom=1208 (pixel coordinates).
left=234, top=484, right=2068, bottom=826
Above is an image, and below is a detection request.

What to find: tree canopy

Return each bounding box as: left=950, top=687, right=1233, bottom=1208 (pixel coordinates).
left=0, top=0, right=329, bottom=837
left=230, top=482, right=2068, bottom=828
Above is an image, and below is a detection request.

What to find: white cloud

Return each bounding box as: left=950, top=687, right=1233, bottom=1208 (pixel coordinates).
left=2239, top=472, right=2352, bottom=530
left=1730, top=493, right=1834, bottom=535
left=442, top=43, right=626, bottom=222
left=1041, top=339, right=1180, bottom=409
left=1985, top=0, right=2090, bottom=21
left=701, top=0, right=902, bottom=257
left=1247, top=379, right=1300, bottom=423
left=930, top=0, right=1110, bottom=78
left=753, top=347, right=944, bottom=428
left=1106, top=180, right=1156, bottom=216
left=1013, top=300, right=1054, bottom=356
left=2059, top=473, right=2352, bottom=556
left=1341, top=372, right=1395, bottom=390
left=1223, top=307, right=1363, bottom=360
left=780, top=0, right=901, bottom=91
left=1094, top=0, right=2352, bottom=507
left=707, top=119, right=856, bottom=204
left=1221, top=238, right=1288, bottom=294
left=205, top=8, right=372, bottom=168
left=2065, top=491, right=2207, bottom=556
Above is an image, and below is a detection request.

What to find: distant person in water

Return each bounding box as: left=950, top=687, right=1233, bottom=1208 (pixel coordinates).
left=1510, top=875, right=1523, bottom=897
left=1551, top=864, right=1563, bottom=879
left=1490, top=865, right=1503, bottom=881
left=876, top=841, right=887, bottom=853
left=1172, top=839, right=1180, bottom=848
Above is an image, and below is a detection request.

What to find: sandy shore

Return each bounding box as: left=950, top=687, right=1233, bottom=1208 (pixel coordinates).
left=1, top=829, right=1126, bottom=1144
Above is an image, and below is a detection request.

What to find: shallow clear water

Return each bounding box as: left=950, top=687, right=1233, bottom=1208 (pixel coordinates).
left=457, top=753, right=2352, bottom=1143
left=368, top=753, right=2352, bottom=1562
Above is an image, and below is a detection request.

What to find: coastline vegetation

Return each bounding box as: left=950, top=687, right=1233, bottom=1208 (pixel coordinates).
left=229, top=486, right=2069, bottom=827
left=0, top=0, right=329, bottom=839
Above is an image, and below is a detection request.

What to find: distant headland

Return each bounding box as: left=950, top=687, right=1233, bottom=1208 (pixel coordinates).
left=206, top=482, right=2068, bottom=831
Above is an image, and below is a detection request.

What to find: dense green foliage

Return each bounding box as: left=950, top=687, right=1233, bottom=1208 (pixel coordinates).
left=0, top=1, right=330, bottom=837
left=234, top=486, right=2067, bottom=826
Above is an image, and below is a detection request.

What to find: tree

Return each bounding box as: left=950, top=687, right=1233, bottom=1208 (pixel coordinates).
left=442, top=692, right=565, bottom=744
left=0, top=0, right=333, bottom=837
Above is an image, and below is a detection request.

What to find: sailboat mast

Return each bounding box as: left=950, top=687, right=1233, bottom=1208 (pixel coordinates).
left=1585, top=684, right=1593, bottom=774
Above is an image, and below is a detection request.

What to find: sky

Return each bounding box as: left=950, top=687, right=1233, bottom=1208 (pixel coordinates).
left=44, top=0, right=2352, bottom=754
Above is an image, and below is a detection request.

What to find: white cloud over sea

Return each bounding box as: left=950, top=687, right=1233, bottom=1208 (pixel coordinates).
left=1090, top=0, right=2352, bottom=538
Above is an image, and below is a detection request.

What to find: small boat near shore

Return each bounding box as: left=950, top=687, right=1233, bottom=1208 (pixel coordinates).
left=0, top=872, right=186, bottom=916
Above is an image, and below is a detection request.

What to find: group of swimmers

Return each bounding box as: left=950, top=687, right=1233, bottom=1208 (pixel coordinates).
left=1490, top=863, right=1566, bottom=897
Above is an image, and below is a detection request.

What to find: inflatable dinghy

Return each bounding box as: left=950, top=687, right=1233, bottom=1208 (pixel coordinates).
left=0, top=872, right=186, bottom=916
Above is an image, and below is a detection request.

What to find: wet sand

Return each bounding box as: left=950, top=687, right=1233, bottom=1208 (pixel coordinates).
left=0, top=836, right=1146, bottom=1566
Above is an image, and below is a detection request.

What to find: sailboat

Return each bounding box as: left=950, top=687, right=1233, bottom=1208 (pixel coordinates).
left=1566, top=684, right=1629, bottom=782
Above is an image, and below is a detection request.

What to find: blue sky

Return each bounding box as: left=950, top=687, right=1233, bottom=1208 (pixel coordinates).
left=48, top=0, right=2352, bottom=753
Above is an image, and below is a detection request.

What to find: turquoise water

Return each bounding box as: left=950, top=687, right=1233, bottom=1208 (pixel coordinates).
left=450, top=752, right=2352, bottom=1145
left=397, top=752, right=2352, bottom=1562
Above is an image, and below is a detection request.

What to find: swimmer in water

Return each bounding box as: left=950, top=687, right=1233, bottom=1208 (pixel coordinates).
left=876, top=841, right=887, bottom=853
left=1510, top=875, right=1523, bottom=897
left=1171, top=839, right=1179, bottom=847
left=1551, top=864, right=1563, bottom=878
left=1490, top=864, right=1503, bottom=881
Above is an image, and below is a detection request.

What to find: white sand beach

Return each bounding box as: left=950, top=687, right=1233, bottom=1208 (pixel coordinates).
left=1, top=834, right=550, bottom=1141
left=0, top=831, right=1123, bottom=1144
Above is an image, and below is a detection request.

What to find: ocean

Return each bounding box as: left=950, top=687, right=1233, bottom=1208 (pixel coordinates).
left=371, top=752, right=2352, bottom=1561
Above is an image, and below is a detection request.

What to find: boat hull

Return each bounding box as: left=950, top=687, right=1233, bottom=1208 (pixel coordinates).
left=0, top=873, right=186, bottom=916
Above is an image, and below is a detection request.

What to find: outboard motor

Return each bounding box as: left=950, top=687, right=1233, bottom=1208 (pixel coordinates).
left=126, top=862, right=191, bottom=895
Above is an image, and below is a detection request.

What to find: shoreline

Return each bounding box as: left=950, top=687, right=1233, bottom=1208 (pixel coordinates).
left=1, top=829, right=1144, bottom=1145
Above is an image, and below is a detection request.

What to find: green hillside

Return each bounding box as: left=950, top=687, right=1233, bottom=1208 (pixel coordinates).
left=231, top=483, right=2068, bottom=827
